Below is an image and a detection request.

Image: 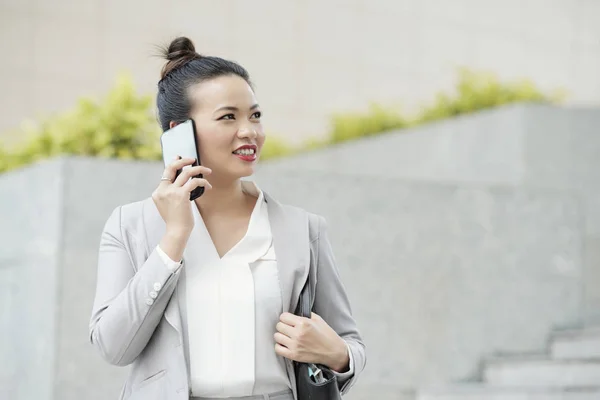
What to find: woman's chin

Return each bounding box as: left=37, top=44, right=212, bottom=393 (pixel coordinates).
left=230, top=165, right=256, bottom=179
left=240, top=168, right=255, bottom=178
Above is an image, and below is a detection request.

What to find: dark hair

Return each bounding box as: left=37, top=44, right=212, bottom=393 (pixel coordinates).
left=156, top=37, right=251, bottom=131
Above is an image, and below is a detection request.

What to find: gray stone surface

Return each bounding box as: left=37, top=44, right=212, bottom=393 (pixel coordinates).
left=415, top=317, right=600, bottom=398
left=1, top=157, right=163, bottom=400
left=0, top=159, right=64, bottom=400
left=260, top=103, right=600, bottom=325
left=344, top=384, right=415, bottom=400
left=253, top=170, right=584, bottom=388
left=551, top=327, right=600, bottom=360
left=416, top=385, right=600, bottom=400
left=482, top=357, right=600, bottom=387
left=1, top=104, right=598, bottom=399
left=54, top=158, right=162, bottom=400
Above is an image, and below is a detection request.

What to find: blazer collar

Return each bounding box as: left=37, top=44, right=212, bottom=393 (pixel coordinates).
left=142, top=189, right=310, bottom=335
left=263, top=192, right=310, bottom=317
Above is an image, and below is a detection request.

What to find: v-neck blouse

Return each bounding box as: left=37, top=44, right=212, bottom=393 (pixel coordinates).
left=176, top=182, right=289, bottom=397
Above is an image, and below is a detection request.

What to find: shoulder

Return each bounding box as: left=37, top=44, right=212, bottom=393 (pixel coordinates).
left=263, top=191, right=325, bottom=243
left=121, top=197, right=154, bottom=223
left=103, top=197, right=156, bottom=241
left=307, top=211, right=326, bottom=243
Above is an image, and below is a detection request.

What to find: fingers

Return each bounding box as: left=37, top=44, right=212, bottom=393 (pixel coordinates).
left=160, top=156, right=195, bottom=185
left=183, top=177, right=213, bottom=193
left=274, top=332, right=293, bottom=348
left=174, top=165, right=212, bottom=187
left=274, top=343, right=293, bottom=360
left=279, top=312, right=302, bottom=327
left=276, top=321, right=295, bottom=338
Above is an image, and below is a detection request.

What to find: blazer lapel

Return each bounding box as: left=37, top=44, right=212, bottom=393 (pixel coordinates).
left=264, top=192, right=310, bottom=315
left=142, top=193, right=311, bottom=335
left=142, top=198, right=183, bottom=335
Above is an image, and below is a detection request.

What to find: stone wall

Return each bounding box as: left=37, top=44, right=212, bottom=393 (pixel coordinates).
left=0, top=104, right=597, bottom=399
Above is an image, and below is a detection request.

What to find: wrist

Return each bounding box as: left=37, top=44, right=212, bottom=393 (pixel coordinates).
left=160, top=229, right=190, bottom=262
left=165, top=226, right=191, bottom=239
left=327, top=338, right=350, bottom=373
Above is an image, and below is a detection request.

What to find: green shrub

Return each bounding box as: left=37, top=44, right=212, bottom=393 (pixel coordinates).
left=0, top=73, right=294, bottom=173
left=0, top=73, right=161, bottom=173
left=0, top=68, right=565, bottom=174
left=327, top=68, right=564, bottom=145
left=415, top=68, right=565, bottom=124
left=330, top=104, right=408, bottom=144
left=260, top=135, right=295, bottom=160
left=302, top=136, right=329, bottom=151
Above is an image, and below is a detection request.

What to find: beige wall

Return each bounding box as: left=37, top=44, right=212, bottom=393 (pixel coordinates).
left=1, top=0, right=599, bottom=144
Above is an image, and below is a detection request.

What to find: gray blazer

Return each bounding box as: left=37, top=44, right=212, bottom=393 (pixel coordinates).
left=89, top=192, right=366, bottom=400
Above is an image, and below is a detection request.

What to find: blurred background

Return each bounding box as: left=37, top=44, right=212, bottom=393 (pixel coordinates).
left=1, top=1, right=600, bottom=400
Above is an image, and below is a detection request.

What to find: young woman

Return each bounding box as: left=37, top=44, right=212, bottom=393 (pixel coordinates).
left=89, top=36, right=365, bottom=400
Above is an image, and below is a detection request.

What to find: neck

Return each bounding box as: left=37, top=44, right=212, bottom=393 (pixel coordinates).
left=194, top=176, right=249, bottom=215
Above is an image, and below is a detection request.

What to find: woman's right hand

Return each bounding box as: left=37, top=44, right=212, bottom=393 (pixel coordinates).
left=152, top=156, right=212, bottom=238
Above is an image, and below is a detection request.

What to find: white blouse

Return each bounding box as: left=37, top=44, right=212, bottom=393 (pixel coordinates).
left=156, top=182, right=353, bottom=397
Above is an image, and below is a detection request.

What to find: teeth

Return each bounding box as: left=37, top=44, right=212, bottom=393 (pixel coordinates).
left=234, top=148, right=255, bottom=155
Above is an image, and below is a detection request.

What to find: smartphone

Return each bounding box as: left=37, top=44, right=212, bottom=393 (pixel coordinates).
left=160, top=119, right=204, bottom=201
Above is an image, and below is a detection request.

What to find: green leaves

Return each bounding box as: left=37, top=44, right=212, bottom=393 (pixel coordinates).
left=330, top=104, right=408, bottom=144
left=0, top=68, right=564, bottom=174
left=261, top=135, right=295, bottom=159
left=416, top=68, right=563, bottom=124
left=0, top=73, right=161, bottom=173
left=330, top=68, right=563, bottom=143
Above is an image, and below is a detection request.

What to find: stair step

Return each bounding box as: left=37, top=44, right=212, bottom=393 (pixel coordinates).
left=551, top=327, right=600, bottom=360
left=417, top=385, right=600, bottom=400
left=484, top=356, right=600, bottom=387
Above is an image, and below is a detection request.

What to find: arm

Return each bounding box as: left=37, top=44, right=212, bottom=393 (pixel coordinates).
left=89, top=206, right=184, bottom=366
left=312, top=215, right=366, bottom=393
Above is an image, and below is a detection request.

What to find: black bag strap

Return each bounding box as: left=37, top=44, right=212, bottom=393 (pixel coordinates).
left=296, top=214, right=314, bottom=319
left=298, top=273, right=312, bottom=319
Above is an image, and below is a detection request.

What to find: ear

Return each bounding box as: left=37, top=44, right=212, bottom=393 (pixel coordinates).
left=169, top=121, right=179, bottom=129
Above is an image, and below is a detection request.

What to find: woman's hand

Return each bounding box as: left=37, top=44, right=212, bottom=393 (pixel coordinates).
left=274, top=312, right=350, bottom=373
left=152, top=156, right=212, bottom=236
left=152, top=156, right=212, bottom=261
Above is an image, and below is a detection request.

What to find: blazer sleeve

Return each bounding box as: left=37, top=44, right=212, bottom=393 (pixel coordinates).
left=89, top=205, right=182, bottom=366
left=311, top=215, right=366, bottom=394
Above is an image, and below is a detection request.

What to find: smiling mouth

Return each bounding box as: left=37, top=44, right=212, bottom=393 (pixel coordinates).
left=232, top=148, right=256, bottom=156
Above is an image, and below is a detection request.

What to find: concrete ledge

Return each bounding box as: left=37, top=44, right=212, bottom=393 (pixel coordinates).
left=417, top=384, right=600, bottom=400
left=1, top=104, right=599, bottom=399
left=483, top=358, right=600, bottom=387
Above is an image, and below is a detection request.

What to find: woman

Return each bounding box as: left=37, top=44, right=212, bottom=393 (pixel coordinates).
left=89, top=36, right=366, bottom=400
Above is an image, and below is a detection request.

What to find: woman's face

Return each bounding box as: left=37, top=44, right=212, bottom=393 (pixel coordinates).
left=187, top=74, right=264, bottom=181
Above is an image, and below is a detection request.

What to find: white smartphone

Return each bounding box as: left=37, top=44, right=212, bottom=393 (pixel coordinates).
left=160, top=119, right=204, bottom=200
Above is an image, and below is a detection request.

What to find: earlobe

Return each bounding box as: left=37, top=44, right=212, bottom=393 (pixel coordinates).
left=169, top=121, right=179, bottom=129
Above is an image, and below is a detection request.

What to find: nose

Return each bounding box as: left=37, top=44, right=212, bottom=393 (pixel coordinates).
left=238, top=127, right=258, bottom=140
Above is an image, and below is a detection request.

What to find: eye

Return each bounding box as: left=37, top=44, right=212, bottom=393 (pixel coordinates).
left=251, top=111, right=262, bottom=119
left=219, top=114, right=235, bottom=120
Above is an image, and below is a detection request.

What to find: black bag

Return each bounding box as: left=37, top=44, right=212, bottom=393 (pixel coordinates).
left=294, top=271, right=342, bottom=400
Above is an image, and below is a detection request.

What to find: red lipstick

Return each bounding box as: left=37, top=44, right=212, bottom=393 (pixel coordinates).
left=232, top=144, right=257, bottom=162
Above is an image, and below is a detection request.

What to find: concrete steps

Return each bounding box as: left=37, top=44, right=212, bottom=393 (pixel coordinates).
left=551, top=327, right=600, bottom=360
left=483, top=356, right=600, bottom=387
left=417, top=385, right=600, bottom=400
left=416, top=327, right=600, bottom=399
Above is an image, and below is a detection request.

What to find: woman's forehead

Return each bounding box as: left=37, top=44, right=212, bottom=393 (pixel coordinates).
left=189, top=75, right=256, bottom=110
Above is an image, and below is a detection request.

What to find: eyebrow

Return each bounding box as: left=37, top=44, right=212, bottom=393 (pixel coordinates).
left=215, top=104, right=260, bottom=113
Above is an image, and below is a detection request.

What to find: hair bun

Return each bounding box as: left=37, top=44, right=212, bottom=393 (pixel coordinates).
left=166, top=36, right=196, bottom=60
left=160, top=36, right=202, bottom=79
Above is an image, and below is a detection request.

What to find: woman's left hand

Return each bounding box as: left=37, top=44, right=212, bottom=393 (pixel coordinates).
left=274, top=312, right=350, bottom=372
